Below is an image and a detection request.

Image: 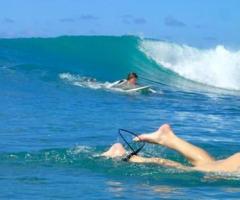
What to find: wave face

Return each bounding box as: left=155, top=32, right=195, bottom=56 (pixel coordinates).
left=0, top=36, right=147, bottom=80
left=140, top=40, right=240, bottom=90
left=0, top=35, right=239, bottom=91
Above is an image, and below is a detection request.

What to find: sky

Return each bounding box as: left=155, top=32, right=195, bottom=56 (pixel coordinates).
left=1, top=0, right=240, bottom=47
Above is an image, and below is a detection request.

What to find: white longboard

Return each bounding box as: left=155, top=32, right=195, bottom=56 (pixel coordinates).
left=125, top=86, right=156, bottom=93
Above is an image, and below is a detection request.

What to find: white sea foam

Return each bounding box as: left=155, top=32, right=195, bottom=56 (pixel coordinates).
left=140, top=40, right=240, bottom=91
left=59, top=73, right=112, bottom=90
left=71, top=145, right=92, bottom=154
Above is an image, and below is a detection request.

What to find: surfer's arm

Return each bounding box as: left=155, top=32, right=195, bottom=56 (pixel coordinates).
left=129, top=155, right=192, bottom=171
left=109, top=79, right=126, bottom=88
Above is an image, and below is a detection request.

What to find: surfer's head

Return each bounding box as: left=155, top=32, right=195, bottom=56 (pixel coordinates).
left=127, top=72, right=138, bottom=85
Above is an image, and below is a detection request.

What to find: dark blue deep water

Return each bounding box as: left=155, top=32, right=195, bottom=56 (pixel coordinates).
left=0, top=36, right=240, bottom=199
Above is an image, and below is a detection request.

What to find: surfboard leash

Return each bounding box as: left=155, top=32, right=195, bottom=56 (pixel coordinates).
left=118, top=129, right=145, bottom=161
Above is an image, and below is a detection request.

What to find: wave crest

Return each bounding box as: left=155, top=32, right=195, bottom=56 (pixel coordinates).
left=140, top=40, right=240, bottom=90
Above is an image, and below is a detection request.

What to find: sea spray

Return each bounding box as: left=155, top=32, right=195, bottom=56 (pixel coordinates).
left=140, top=40, right=240, bottom=90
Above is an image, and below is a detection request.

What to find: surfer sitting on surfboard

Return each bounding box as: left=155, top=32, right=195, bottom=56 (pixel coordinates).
left=110, top=72, right=139, bottom=90
left=102, top=124, right=240, bottom=173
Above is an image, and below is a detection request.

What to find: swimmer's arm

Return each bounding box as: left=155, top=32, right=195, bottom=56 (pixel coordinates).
left=129, top=155, right=193, bottom=171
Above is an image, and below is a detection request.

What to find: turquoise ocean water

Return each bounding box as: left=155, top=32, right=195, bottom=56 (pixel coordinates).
left=0, top=35, right=240, bottom=199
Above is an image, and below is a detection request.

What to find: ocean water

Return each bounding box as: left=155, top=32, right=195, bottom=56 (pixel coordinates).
left=0, top=35, right=240, bottom=199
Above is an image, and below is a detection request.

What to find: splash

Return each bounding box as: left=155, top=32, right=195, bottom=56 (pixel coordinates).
left=59, top=73, right=108, bottom=89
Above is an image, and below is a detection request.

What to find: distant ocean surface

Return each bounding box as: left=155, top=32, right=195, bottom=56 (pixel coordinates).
left=0, top=35, right=240, bottom=199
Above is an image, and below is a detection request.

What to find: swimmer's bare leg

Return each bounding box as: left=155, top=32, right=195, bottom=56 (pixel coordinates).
left=101, top=143, right=192, bottom=170
left=135, top=124, right=214, bottom=166
left=129, top=155, right=193, bottom=171
left=193, top=152, right=240, bottom=173
left=101, top=143, right=126, bottom=158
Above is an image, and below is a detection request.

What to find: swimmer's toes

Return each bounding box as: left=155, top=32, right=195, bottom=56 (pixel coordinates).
left=133, top=134, right=148, bottom=142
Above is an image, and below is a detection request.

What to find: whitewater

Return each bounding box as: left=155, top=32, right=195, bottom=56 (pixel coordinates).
left=140, top=40, right=240, bottom=91
left=0, top=35, right=240, bottom=199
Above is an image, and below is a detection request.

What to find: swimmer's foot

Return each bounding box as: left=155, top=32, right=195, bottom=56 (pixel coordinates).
left=101, top=143, right=126, bottom=158
left=133, top=124, right=176, bottom=147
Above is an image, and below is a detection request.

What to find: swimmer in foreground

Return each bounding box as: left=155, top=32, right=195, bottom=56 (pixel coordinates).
left=102, top=124, right=240, bottom=173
